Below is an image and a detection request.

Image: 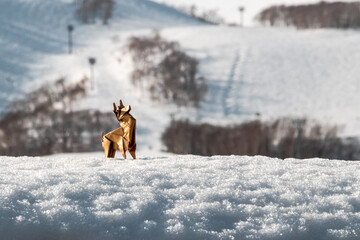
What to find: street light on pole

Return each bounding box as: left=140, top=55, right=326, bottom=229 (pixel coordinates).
left=239, top=7, right=245, bottom=27
left=67, top=24, right=74, bottom=54
left=88, top=57, right=96, bottom=90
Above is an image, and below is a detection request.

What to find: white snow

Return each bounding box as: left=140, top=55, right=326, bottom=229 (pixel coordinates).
left=2, top=1, right=360, bottom=239
left=1, top=154, right=360, bottom=239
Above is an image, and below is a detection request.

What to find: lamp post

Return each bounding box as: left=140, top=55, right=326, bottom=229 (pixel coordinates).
left=67, top=24, right=74, bottom=54
left=239, top=7, right=245, bottom=27
left=293, top=118, right=306, bottom=159
left=88, top=57, right=96, bottom=89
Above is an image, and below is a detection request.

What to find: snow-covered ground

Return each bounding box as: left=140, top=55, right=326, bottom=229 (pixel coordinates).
left=2, top=1, right=360, bottom=239
left=1, top=154, right=360, bottom=239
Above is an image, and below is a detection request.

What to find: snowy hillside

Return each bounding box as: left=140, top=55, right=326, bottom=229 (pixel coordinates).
left=0, top=0, right=202, bottom=153
left=152, top=0, right=356, bottom=26
left=0, top=0, right=200, bottom=107
left=1, top=154, right=360, bottom=239
left=163, top=26, right=360, bottom=137
left=2, top=0, right=360, bottom=154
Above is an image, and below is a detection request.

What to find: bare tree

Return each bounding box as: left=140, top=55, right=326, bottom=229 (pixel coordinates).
left=126, top=31, right=207, bottom=107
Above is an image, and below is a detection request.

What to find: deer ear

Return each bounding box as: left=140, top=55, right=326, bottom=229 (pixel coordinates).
left=119, top=100, right=124, bottom=109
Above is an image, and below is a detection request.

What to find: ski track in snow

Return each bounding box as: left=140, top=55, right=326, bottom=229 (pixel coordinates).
left=222, top=49, right=240, bottom=117
left=222, top=47, right=253, bottom=117
left=1, top=154, right=360, bottom=240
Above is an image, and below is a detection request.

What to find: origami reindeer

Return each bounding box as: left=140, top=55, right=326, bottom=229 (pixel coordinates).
left=101, top=100, right=136, bottom=159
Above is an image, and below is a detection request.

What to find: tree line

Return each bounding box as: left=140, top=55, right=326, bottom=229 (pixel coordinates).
left=173, top=4, right=225, bottom=25
left=256, top=1, right=360, bottom=29
left=0, top=77, right=116, bottom=156
left=162, top=119, right=360, bottom=160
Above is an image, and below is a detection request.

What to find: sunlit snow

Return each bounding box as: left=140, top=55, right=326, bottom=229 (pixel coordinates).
left=2, top=2, right=360, bottom=239
left=1, top=154, right=360, bottom=239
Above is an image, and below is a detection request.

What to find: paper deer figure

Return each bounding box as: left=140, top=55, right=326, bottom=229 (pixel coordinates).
left=101, top=100, right=136, bottom=159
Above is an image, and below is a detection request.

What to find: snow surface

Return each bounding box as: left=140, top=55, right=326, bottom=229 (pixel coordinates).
left=3, top=2, right=360, bottom=239
left=1, top=154, right=360, bottom=239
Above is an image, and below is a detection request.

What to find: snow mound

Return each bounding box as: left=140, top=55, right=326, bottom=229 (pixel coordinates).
left=1, top=154, right=360, bottom=239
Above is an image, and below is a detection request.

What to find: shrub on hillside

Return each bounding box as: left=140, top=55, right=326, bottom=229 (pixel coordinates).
left=174, top=5, right=225, bottom=25
left=77, top=0, right=114, bottom=24
left=127, top=31, right=207, bottom=107
left=162, top=119, right=360, bottom=160
left=256, top=2, right=360, bottom=29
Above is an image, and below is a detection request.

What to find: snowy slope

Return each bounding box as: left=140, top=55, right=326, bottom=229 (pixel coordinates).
left=159, top=26, right=360, bottom=137
left=0, top=0, right=73, bottom=102
left=0, top=0, right=202, bottom=152
left=1, top=154, right=360, bottom=239
left=28, top=25, right=360, bottom=154
left=3, top=0, right=360, bottom=154
left=0, top=0, right=200, bottom=107
left=152, top=0, right=356, bottom=26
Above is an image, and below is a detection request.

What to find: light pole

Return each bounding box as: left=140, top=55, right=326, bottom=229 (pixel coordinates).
left=239, top=7, right=245, bottom=27
left=88, top=57, right=96, bottom=89
left=293, top=118, right=306, bottom=159
left=67, top=24, right=74, bottom=54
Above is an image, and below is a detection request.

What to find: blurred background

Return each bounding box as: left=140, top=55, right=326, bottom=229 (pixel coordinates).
left=1, top=0, right=360, bottom=159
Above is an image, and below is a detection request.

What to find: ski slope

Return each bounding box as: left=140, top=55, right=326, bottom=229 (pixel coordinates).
left=1, top=154, right=360, bottom=239
left=2, top=0, right=360, bottom=153
left=0, top=0, right=200, bottom=108
left=0, top=0, right=201, bottom=152
left=161, top=26, right=360, bottom=137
